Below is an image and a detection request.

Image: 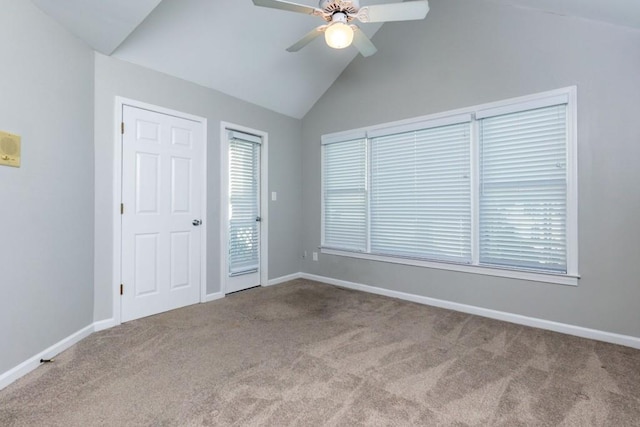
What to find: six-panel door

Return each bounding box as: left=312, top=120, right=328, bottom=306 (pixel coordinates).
left=121, top=105, right=203, bottom=322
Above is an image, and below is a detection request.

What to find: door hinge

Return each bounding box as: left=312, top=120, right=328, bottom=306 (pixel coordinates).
left=120, top=203, right=124, bottom=215
left=120, top=284, right=124, bottom=295
left=121, top=122, right=125, bottom=134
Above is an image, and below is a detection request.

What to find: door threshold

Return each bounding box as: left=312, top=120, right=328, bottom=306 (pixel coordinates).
left=225, top=285, right=261, bottom=295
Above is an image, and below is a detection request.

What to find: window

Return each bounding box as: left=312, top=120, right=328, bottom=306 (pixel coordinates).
left=479, top=105, right=568, bottom=272
left=370, top=122, right=471, bottom=262
left=228, top=131, right=261, bottom=276
left=321, top=88, right=578, bottom=285
left=323, top=138, right=367, bottom=252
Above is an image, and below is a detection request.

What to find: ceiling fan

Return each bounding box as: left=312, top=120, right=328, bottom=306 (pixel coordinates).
left=252, top=0, right=430, bottom=57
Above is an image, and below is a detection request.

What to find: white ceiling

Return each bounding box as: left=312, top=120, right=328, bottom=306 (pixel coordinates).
left=488, top=0, right=640, bottom=30
left=31, top=0, right=640, bottom=119
left=31, top=0, right=163, bottom=55
left=112, top=0, right=389, bottom=118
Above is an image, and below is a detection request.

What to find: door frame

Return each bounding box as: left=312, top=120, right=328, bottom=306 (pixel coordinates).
left=220, top=121, right=269, bottom=294
left=112, top=97, right=208, bottom=325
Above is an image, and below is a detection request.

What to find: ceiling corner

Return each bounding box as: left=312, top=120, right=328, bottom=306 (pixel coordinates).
left=31, top=0, right=163, bottom=54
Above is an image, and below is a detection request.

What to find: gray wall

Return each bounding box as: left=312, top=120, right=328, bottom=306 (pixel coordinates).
left=301, top=0, right=640, bottom=338
left=0, top=1, right=94, bottom=373
left=94, top=54, right=302, bottom=321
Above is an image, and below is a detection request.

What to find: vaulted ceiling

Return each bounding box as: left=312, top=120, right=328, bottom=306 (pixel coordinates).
left=31, top=0, right=640, bottom=118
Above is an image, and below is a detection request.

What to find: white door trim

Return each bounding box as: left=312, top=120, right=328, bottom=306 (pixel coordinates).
left=220, top=121, right=269, bottom=294
left=112, top=97, right=208, bottom=325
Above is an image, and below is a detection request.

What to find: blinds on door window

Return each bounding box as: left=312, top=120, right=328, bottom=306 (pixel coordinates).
left=370, top=123, right=472, bottom=262
left=323, top=138, right=367, bottom=252
left=228, top=131, right=260, bottom=276
left=479, top=104, right=568, bottom=272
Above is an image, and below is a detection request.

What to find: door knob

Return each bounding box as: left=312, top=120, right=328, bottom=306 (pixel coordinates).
left=192, top=219, right=202, bottom=226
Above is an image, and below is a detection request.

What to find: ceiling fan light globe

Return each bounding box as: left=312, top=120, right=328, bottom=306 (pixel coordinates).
left=324, top=22, right=354, bottom=49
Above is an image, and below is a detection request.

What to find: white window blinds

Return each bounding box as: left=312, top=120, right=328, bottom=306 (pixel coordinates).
left=228, top=132, right=260, bottom=275
left=479, top=104, right=568, bottom=273
left=320, top=88, right=576, bottom=282
left=370, top=123, right=472, bottom=262
left=323, top=139, right=367, bottom=251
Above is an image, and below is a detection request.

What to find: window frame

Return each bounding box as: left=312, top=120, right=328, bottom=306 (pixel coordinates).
left=321, top=87, right=579, bottom=286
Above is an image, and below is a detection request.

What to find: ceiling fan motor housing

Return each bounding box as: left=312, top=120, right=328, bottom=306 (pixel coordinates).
left=319, top=0, right=360, bottom=14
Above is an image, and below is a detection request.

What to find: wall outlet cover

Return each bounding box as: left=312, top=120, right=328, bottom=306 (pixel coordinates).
left=0, top=131, right=21, bottom=167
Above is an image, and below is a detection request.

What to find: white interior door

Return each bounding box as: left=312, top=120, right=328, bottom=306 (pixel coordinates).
left=225, top=130, right=262, bottom=294
left=121, top=105, right=204, bottom=322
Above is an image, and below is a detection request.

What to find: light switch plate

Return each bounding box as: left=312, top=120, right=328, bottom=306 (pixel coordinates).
left=0, top=131, right=21, bottom=167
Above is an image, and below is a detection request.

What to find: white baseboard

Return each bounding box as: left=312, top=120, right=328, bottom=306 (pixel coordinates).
left=205, top=292, right=224, bottom=303
left=0, top=323, right=94, bottom=391
left=266, top=272, right=303, bottom=286
left=0, top=291, right=230, bottom=390
left=300, top=273, right=640, bottom=350
left=4, top=273, right=638, bottom=392
left=93, top=318, right=117, bottom=332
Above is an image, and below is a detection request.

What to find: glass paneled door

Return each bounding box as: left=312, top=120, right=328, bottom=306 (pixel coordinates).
left=226, top=130, right=261, bottom=293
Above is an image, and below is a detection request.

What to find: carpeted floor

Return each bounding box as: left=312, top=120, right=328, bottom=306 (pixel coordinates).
left=1, top=279, right=639, bottom=426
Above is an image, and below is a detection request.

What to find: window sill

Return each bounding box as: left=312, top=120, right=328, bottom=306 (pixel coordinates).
left=320, top=248, right=579, bottom=286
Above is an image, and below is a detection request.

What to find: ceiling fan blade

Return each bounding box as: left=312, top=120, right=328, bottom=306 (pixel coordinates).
left=352, top=27, right=378, bottom=57
left=253, top=0, right=323, bottom=16
left=357, top=0, right=429, bottom=23
left=286, top=26, right=326, bottom=52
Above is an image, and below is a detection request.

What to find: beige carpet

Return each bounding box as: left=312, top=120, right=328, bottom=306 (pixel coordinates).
left=1, top=279, right=639, bottom=426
